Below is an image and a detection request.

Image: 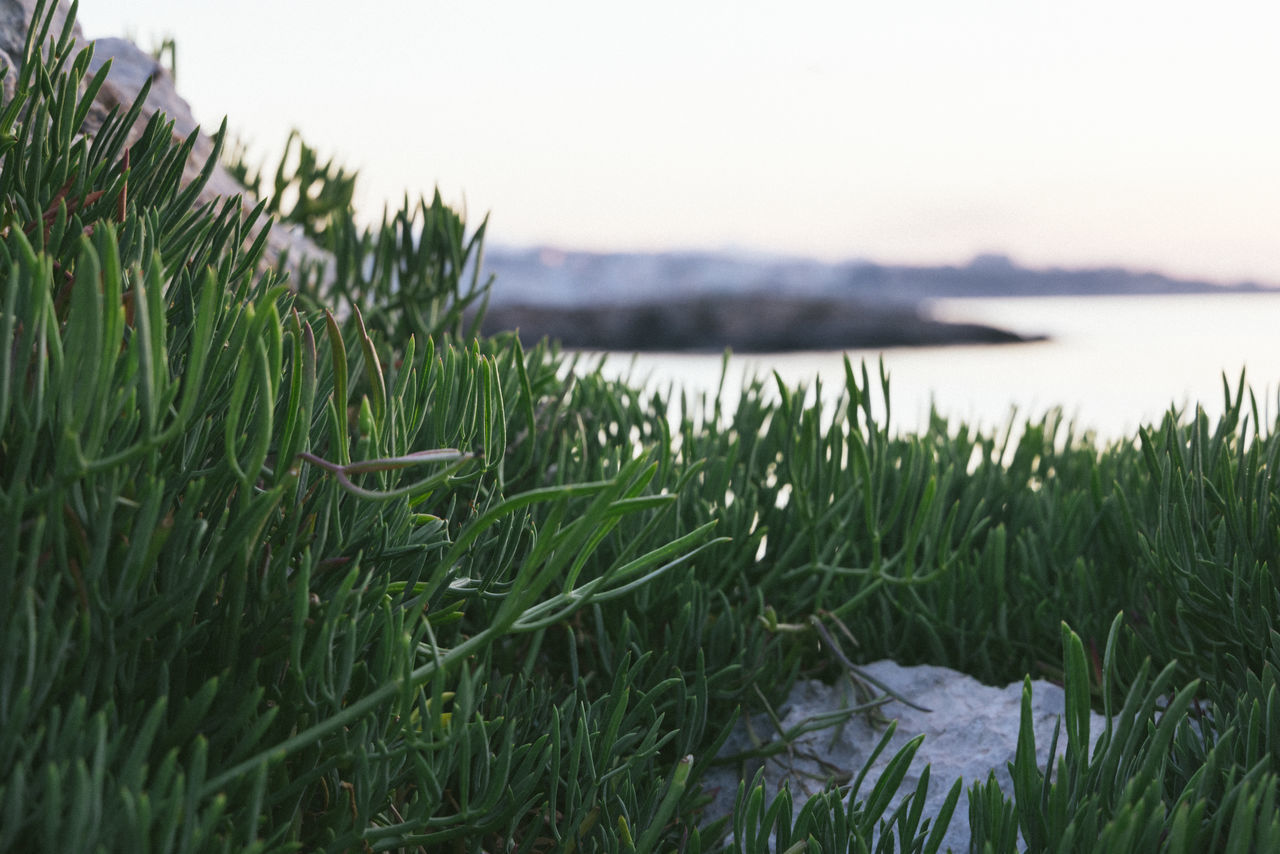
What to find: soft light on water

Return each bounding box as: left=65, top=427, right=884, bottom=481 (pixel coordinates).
left=579, top=293, right=1280, bottom=441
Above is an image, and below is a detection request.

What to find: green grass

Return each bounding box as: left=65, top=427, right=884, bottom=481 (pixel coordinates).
left=3, top=2, right=1280, bottom=851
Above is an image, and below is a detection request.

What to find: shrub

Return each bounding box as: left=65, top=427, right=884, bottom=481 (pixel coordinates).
left=5, top=2, right=1280, bottom=852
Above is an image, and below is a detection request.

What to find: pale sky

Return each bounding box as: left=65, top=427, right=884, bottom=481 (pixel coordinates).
left=76, top=1, right=1280, bottom=284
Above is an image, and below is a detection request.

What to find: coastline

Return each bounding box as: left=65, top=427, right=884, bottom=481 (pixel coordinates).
left=479, top=294, right=1042, bottom=352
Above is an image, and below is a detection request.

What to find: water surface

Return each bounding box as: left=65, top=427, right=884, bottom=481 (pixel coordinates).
left=578, top=293, right=1280, bottom=440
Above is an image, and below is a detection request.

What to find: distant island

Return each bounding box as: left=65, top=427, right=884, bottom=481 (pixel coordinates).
left=478, top=248, right=1276, bottom=352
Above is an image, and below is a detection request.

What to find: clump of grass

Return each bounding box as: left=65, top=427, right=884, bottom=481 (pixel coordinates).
left=4, top=2, right=1280, bottom=851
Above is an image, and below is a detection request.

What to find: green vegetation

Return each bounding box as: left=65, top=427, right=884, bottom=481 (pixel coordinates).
left=4, top=3, right=1280, bottom=851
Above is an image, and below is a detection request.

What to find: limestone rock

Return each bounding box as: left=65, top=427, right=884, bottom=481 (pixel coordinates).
left=84, top=38, right=243, bottom=198
left=0, top=1, right=331, bottom=282
left=701, top=660, right=1108, bottom=852
left=0, top=0, right=79, bottom=61
left=0, top=43, right=15, bottom=103
left=0, top=0, right=79, bottom=104
left=81, top=37, right=329, bottom=279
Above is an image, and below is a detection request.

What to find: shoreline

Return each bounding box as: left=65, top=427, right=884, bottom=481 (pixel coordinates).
left=479, top=294, right=1042, bottom=353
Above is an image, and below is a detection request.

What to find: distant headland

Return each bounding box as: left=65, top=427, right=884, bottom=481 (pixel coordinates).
left=478, top=248, right=1275, bottom=352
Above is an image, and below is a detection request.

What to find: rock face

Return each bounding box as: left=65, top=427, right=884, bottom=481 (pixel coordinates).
left=85, top=38, right=243, bottom=200
left=0, top=1, right=329, bottom=279
left=0, top=0, right=77, bottom=60
left=700, top=660, right=1108, bottom=852
left=0, top=0, right=77, bottom=103
left=480, top=295, right=1038, bottom=353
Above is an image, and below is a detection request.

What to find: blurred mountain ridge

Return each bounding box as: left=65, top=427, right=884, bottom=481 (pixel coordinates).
left=484, top=246, right=1277, bottom=307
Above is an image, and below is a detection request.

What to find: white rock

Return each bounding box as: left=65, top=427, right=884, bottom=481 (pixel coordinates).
left=701, top=660, right=1107, bottom=852
left=83, top=37, right=332, bottom=280
left=0, top=1, right=332, bottom=283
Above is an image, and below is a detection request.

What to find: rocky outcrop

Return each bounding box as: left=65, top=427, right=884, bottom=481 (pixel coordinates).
left=0, top=0, right=74, bottom=103
left=700, top=660, right=1108, bottom=852
left=0, top=0, right=75, bottom=61
left=480, top=295, right=1039, bottom=352
left=0, top=1, right=330, bottom=280
left=80, top=37, right=326, bottom=275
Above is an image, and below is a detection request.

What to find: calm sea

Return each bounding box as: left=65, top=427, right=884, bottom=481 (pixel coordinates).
left=579, top=293, right=1280, bottom=441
